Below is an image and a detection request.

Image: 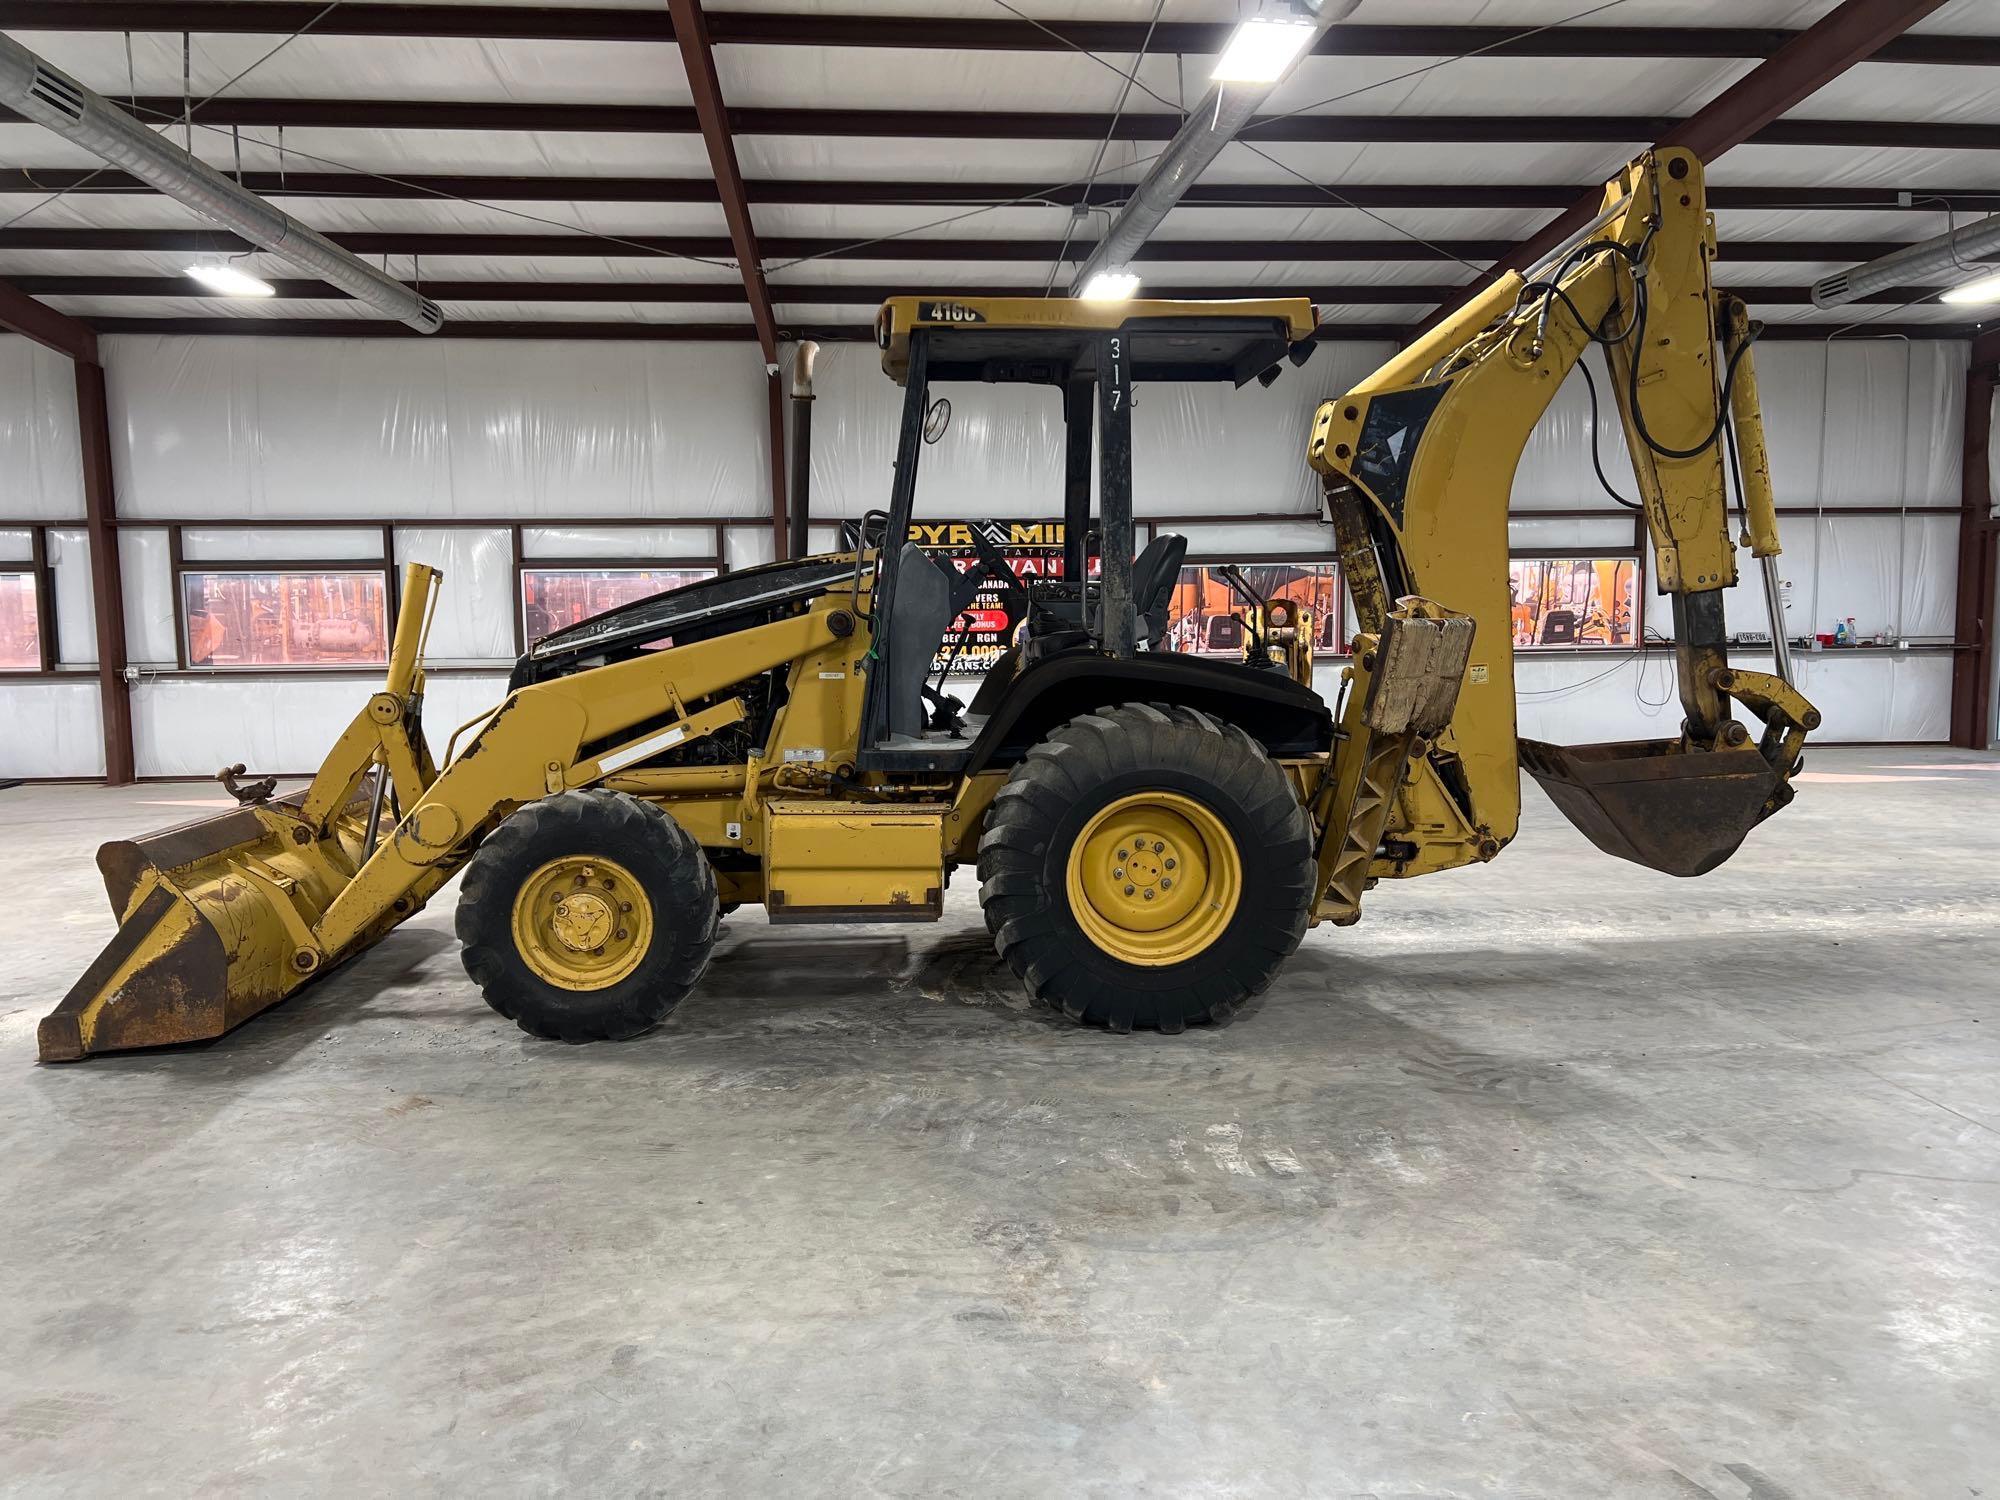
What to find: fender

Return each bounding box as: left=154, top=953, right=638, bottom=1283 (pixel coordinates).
left=963, top=650, right=1334, bottom=774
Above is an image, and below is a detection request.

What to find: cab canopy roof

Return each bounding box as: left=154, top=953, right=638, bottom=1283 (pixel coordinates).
left=876, top=295, right=1317, bottom=387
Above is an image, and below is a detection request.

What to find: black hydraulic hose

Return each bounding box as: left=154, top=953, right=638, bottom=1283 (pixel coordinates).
left=1572, top=357, right=1641, bottom=511
left=1522, top=236, right=1760, bottom=488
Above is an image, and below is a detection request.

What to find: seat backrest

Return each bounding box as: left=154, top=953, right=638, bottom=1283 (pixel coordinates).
left=1084, top=532, right=1188, bottom=646
left=1133, top=532, right=1188, bottom=621
left=887, top=541, right=952, bottom=737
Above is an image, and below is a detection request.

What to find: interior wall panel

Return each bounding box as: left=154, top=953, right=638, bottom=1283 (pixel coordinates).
left=0, top=335, right=84, bottom=521
left=8, top=326, right=1958, bottom=777
left=132, top=671, right=512, bottom=779
left=0, top=681, right=105, bottom=778
left=103, top=335, right=771, bottom=521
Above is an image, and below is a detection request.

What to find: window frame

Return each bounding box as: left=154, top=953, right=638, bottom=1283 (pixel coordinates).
left=1165, top=552, right=1347, bottom=659
left=516, top=560, right=725, bottom=652
left=511, top=523, right=726, bottom=653
left=171, top=525, right=397, bottom=672
left=1506, top=549, right=1648, bottom=652
left=0, top=526, right=62, bottom=678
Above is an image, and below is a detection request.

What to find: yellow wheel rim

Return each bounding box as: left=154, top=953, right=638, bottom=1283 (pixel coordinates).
left=1064, top=791, right=1242, bottom=967
left=510, top=855, right=654, bottom=991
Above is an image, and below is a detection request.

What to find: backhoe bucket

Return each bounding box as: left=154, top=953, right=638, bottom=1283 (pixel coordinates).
left=38, top=783, right=380, bottom=1061
left=1518, top=737, right=1779, bottom=878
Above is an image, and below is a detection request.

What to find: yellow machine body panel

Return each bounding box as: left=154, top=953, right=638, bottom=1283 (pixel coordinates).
left=764, top=801, right=947, bottom=922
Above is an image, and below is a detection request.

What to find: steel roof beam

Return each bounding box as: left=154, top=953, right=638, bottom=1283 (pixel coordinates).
left=1480, top=0, right=1957, bottom=301
left=665, top=0, right=775, bottom=365
left=13, top=275, right=1954, bottom=308
left=0, top=7, right=1993, bottom=65
left=5, top=99, right=1996, bottom=151
left=69, top=316, right=1981, bottom=343
left=0, top=227, right=1935, bottom=263
left=0, top=271, right=97, bottom=361
left=9, top=169, right=1996, bottom=213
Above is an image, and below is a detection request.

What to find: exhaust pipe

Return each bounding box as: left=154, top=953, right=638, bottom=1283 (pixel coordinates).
left=0, top=33, right=443, bottom=334
left=788, top=340, right=818, bottom=560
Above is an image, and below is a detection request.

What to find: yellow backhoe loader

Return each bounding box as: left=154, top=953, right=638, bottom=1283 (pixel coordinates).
left=41, top=146, right=1818, bottom=1061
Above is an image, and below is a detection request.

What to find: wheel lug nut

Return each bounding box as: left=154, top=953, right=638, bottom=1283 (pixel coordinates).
left=620, top=902, right=633, bottom=913
left=1113, top=867, right=1125, bottom=880
left=614, top=929, right=627, bottom=941
left=1160, top=878, right=1172, bottom=890
left=1116, top=849, right=1128, bottom=861
left=1164, top=858, right=1176, bottom=870
left=592, top=947, right=604, bottom=957
left=1142, top=889, right=1155, bottom=900
left=1124, top=885, right=1135, bottom=896
left=1153, top=841, right=1164, bottom=853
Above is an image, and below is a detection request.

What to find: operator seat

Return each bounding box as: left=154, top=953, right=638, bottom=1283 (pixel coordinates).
left=1022, top=532, right=1188, bottom=664
left=1128, top=531, right=1188, bottom=646
left=887, top=541, right=953, bottom=738
left=1082, top=531, right=1188, bottom=645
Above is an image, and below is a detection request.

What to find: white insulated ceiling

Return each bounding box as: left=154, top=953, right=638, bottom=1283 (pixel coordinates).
left=1, top=0, right=1997, bottom=337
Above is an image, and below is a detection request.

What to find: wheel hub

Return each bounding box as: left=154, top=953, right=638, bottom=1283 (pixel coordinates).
left=551, top=892, right=614, bottom=953
left=510, top=855, right=653, bottom=991
left=1066, top=793, right=1242, bottom=966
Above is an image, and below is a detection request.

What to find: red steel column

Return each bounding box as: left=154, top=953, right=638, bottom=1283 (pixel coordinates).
left=75, top=359, right=136, bottom=783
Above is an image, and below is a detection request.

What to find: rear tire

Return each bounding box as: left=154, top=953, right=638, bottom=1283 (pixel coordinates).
left=456, top=789, right=718, bottom=1042
left=977, top=703, right=1315, bottom=1032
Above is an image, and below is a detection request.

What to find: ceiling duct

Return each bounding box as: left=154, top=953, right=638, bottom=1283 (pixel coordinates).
left=0, top=33, right=443, bottom=334
left=1067, top=0, right=1360, bottom=297
left=1811, top=210, right=2000, bottom=308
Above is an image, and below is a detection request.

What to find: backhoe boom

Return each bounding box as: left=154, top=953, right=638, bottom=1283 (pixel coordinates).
left=1307, top=146, right=1817, bottom=880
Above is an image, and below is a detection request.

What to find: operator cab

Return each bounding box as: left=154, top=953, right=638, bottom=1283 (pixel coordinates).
left=858, top=294, right=1320, bottom=773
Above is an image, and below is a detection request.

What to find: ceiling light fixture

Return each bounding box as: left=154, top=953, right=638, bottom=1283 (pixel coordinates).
left=185, top=262, right=277, bottom=297
left=1940, top=269, right=2000, bottom=305
left=1080, top=270, right=1141, bottom=302
left=1212, top=14, right=1317, bottom=84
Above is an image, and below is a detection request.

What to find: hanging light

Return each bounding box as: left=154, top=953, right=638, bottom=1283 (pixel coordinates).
left=185, top=262, right=276, bottom=297
left=1940, top=268, right=2000, bottom=305
left=1212, top=9, right=1318, bottom=84
left=1080, top=269, right=1141, bottom=302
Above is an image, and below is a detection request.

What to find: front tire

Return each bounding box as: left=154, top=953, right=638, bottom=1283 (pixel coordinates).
left=977, top=703, right=1315, bottom=1032
left=456, top=789, right=718, bottom=1042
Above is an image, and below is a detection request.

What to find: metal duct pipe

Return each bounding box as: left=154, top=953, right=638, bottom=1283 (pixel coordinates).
left=1811, top=210, right=2000, bottom=308
left=1067, top=0, right=1359, bottom=296
left=0, top=34, right=442, bottom=334
left=787, top=340, right=818, bottom=561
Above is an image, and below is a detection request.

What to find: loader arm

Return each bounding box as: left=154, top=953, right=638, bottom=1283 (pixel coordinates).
left=41, top=556, right=853, bottom=1061
left=1307, top=146, right=1817, bottom=881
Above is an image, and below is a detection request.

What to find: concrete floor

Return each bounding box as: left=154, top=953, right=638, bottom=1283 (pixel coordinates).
left=2, top=748, right=1997, bottom=1497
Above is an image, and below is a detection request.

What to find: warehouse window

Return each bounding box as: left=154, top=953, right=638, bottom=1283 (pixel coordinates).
left=1164, top=562, right=1342, bottom=657
left=1509, top=556, right=1640, bottom=648
left=0, top=572, right=42, bottom=670
left=519, top=567, right=718, bottom=645
left=180, top=570, right=391, bottom=668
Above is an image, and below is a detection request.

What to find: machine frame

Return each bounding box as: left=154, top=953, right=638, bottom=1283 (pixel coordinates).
left=42, top=150, right=1822, bottom=1060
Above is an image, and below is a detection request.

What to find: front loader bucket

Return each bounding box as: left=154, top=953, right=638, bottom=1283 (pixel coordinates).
left=1518, top=737, right=1780, bottom=878
left=39, top=784, right=381, bottom=1062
